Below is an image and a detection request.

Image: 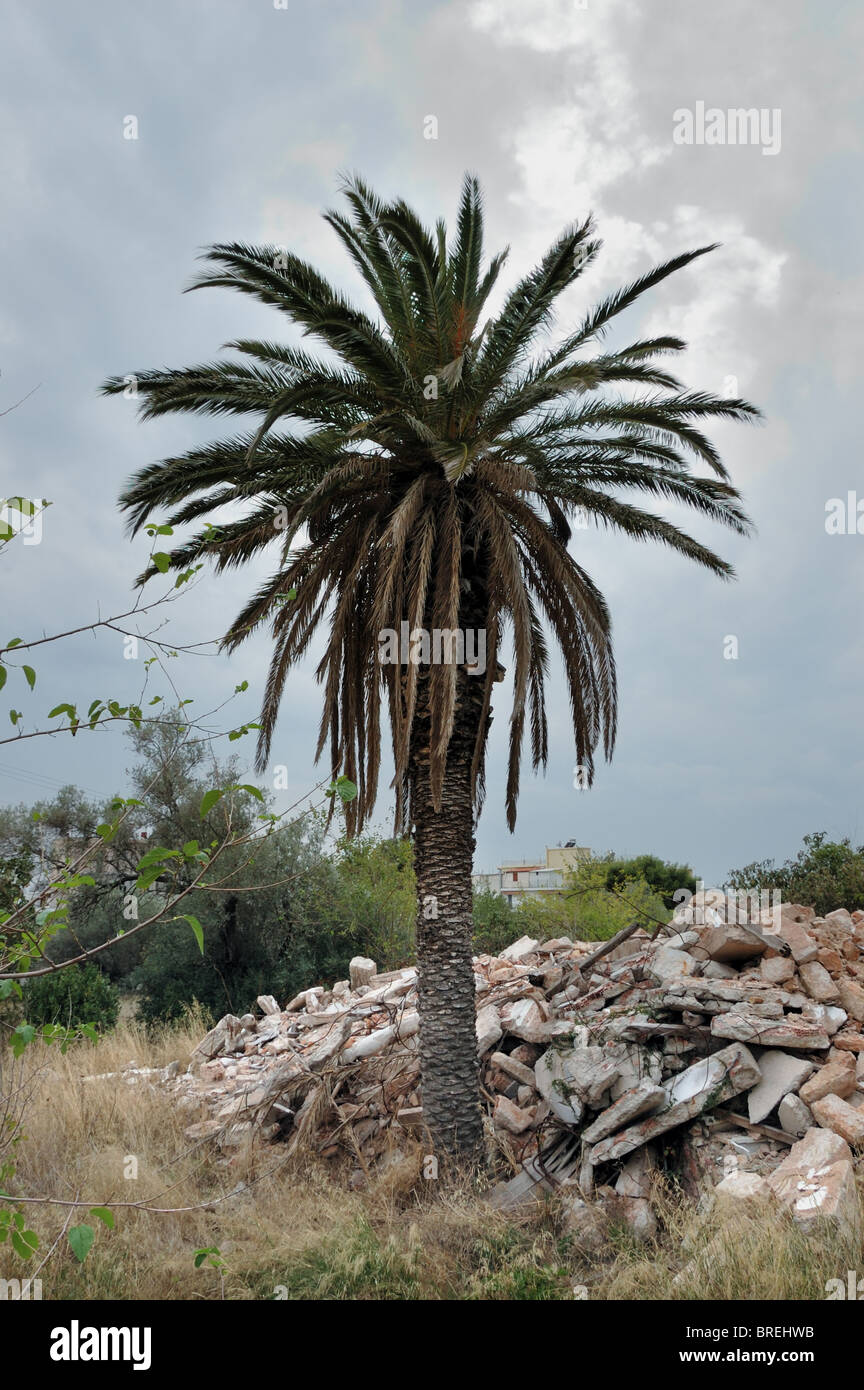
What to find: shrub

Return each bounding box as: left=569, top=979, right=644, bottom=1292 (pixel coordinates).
left=726, top=832, right=864, bottom=917
left=562, top=858, right=669, bottom=940
left=23, top=964, right=119, bottom=1032
left=472, top=888, right=524, bottom=955
left=595, top=854, right=696, bottom=911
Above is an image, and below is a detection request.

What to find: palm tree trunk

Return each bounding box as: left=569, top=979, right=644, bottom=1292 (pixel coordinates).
left=409, top=666, right=485, bottom=1159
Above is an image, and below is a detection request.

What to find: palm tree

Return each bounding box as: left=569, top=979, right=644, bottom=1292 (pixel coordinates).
left=104, top=175, right=757, bottom=1157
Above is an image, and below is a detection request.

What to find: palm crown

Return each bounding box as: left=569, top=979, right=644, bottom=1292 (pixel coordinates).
left=105, top=174, right=756, bottom=834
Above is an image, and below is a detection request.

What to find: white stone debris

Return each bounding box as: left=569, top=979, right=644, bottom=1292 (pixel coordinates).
left=118, top=896, right=864, bottom=1241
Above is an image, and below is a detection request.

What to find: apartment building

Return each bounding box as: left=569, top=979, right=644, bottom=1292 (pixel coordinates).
left=472, top=841, right=591, bottom=907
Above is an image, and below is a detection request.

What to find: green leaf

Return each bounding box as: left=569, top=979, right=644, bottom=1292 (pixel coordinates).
left=152, top=552, right=171, bottom=573
left=199, top=789, right=223, bottom=818
left=193, top=1245, right=223, bottom=1270
left=10, top=1023, right=36, bottom=1058
left=234, top=680, right=249, bottom=693
left=11, top=1227, right=38, bottom=1260
left=335, top=776, right=358, bottom=803
left=0, top=666, right=6, bottom=693
left=236, top=783, right=264, bottom=802
left=174, top=564, right=202, bottom=588
left=48, top=702, right=76, bottom=719
left=89, top=1207, right=115, bottom=1230
left=5, top=638, right=23, bottom=649
left=68, top=1224, right=95, bottom=1263
left=22, top=665, right=36, bottom=690
left=181, top=914, right=205, bottom=954
left=136, top=845, right=180, bottom=870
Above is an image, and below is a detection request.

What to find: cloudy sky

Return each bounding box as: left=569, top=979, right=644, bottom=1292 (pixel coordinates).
left=0, top=0, right=861, bottom=886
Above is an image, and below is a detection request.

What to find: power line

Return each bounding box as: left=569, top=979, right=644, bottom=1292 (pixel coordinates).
left=0, top=760, right=108, bottom=801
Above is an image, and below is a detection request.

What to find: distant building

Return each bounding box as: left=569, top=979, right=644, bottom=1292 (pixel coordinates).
left=472, top=841, right=591, bottom=907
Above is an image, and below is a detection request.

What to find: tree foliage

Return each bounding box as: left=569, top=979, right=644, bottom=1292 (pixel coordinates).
left=726, top=832, right=864, bottom=918
left=23, top=964, right=119, bottom=1033
left=104, top=174, right=757, bottom=833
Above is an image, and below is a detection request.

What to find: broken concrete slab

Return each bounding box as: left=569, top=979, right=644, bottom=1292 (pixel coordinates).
left=476, top=1004, right=503, bottom=1055
left=798, top=1053, right=857, bottom=1106
left=810, top=1093, right=864, bottom=1146
left=767, top=1128, right=860, bottom=1243
left=190, top=1014, right=242, bottom=1062
left=615, top=1144, right=658, bottom=1199
left=766, top=1126, right=851, bottom=1198
left=778, top=1092, right=814, bottom=1138
left=493, top=1095, right=536, bottom=1136
left=747, top=1051, right=815, bottom=1124
left=582, top=1083, right=666, bottom=1143
left=836, top=978, right=864, bottom=1023
left=702, top=960, right=739, bottom=979
left=802, top=1003, right=847, bottom=1036
left=760, top=955, right=797, bottom=985
left=777, top=920, right=819, bottom=965
left=499, top=996, right=546, bottom=1040
left=798, top=960, right=840, bottom=1004
left=710, top=1013, right=831, bottom=1050
left=715, top=1170, right=772, bottom=1202
left=647, top=945, right=697, bottom=983
left=823, top=908, right=856, bottom=935
left=489, top=1051, right=536, bottom=1089
left=537, top=1040, right=623, bottom=1112
left=608, top=1041, right=663, bottom=1099
left=534, top=1050, right=585, bottom=1126
left=588, top=1043, right=761, bottom=1165
left=348, top=956, right=377, bottom=990
left=696, top=923, right=775, bottom=963
left=395, top=1106, right=424, bottom=1130
left=342, top=1011, right=418, bottom=1062
left=499, top=935, right=541, bottom=962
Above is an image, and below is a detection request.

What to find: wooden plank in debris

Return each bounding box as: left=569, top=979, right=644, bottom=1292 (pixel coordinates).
left=573, top=922, right=643, bottom=976
left=712, top=1107, right=795, bottom=1146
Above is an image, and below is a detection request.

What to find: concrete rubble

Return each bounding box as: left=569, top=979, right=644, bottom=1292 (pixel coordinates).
left=134, top=892, right=864, bottom=1239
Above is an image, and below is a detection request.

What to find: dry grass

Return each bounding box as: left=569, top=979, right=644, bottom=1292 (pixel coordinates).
left=2, top=1021, right=863, bottom=1300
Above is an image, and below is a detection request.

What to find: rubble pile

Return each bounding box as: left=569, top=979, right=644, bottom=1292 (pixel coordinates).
left=163, top=893, right=864, bottom=1239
